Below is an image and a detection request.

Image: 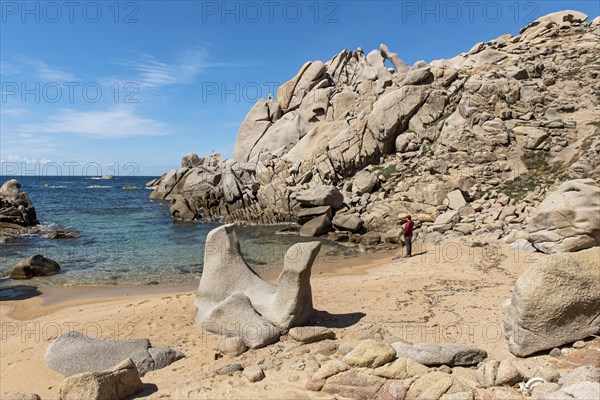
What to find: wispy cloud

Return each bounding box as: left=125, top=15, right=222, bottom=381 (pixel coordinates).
left=18, top=105, right=171, bottom=138
left=112, top=48, right=210, bottom=89
left=12, top=55, right=76, bottom=81
left=0, top=108, right=30, bottom=118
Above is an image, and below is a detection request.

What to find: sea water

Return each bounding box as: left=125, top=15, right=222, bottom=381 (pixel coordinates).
left=0, top=176, right=359, bottom=286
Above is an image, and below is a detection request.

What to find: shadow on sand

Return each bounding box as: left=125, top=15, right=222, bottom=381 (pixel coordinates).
left=0, top=284, right=42, bottom=301
left=128, top=383, right=159, bottom=399
left=309, top=310, right=366, bottom=329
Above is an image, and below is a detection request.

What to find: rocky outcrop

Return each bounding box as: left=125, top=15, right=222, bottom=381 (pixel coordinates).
left=45, top=331, right=184, bottom=376
left=391, top=342, right=487, bottom=366
left=149, top=11, right=600, bottom=248
left=503, top=247, right=600, bottom=357
left=57, top=358, right=143, bottom=400
left=10, top=255, right=60, bottom=279
left=196, top=224, right=321, bottom=348
left=528, top=179, right=600, bottom=254
left=0, top=180, right=38, bottom=227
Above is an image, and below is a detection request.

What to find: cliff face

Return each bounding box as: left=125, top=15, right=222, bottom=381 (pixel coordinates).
left=149, top=11, right=599, bottom=248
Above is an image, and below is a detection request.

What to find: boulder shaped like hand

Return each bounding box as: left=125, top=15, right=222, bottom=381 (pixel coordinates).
left=196, top=224, right=321, bottom=348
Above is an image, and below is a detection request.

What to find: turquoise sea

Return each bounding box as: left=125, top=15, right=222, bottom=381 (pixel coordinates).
left=0, top=176, right=359, bottom=286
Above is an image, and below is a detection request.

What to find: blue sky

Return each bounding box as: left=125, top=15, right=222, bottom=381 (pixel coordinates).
left=1, top=1, right=598, bottom=176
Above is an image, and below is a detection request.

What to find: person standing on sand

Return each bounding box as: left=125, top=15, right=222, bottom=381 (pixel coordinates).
left=403, top=215, right=414, bottom=257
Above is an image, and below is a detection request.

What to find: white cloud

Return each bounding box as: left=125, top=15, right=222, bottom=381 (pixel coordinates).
left=0, top=108, right=30, bottom=118
left=13, top=55, right=76, bottom=81
left=18, top=105, right=171, bottom=138
left=112, top=48, right=209, bottom=89
left=3, top=155, right=53, bottom=164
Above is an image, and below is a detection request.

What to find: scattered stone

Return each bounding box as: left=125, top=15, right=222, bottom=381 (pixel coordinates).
left=503, top=247, right=600, bottom=356
left=6, top=394, right=41, bottom=400
left=572, top=340, right=586, bottom=349
left=446, top=190, right=468, bottom=210
left=243, top=364, right=265, bottom=382
left=10, top=255, right=60, bottom=279
left=360, top=231, right=382, bottom=246
left=58, top=358, right=143, bottom=400
left=392, top=342, right=487, bottom=366
left=353, top=170, right=380, bottom=194
left=534, top=366, right=560, bottom=383
left=376, top=380, right=407, bottom=400
left=217, top=363, right=243, bottom=376
left=217, top=336, right=248, bottom=356
left=342, top=339, right=397, bottom=368
left=288, top=326, right=335, bottom=343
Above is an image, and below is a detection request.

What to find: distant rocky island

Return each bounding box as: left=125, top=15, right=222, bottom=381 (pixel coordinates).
left=148, top=10, right=599, bottom=255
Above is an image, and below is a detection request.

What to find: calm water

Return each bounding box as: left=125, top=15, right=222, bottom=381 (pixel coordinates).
left=0, top=176, right=358, bottom=286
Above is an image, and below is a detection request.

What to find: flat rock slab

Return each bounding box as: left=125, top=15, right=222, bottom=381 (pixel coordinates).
left=392, top=342, right=487, bottom=366
left=45, top=331, right=184, bottom=376
left=288, top=326, right=335, bottom=343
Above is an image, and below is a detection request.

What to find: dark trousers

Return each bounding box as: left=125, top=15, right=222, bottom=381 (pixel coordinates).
left=405, top=235, right=412, bottom=256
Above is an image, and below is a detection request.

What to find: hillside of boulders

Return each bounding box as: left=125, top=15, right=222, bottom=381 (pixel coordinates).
left=149, top=10, right=600, bottom=255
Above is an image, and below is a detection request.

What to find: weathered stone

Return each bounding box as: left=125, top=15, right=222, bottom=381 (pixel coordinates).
left=392, top=342, right=487, bottom=366
left=558, top=365, right=600, bottom=386
left=243, top=364, right=265, bottom=383
left=446, top=190, right=467, bottom=210
left=376, top=380, right=407, bottom=400
left=217, top=336, right=248, bottom=356
left=58, top=358, right=143, bottom=400
left=10, top=255, right=60, bottom=279
left=360, top=231, right=382, bottom=246
left=322, top=369, right=386, bottom=400
left=406, top=372, right=474, bottom=400
left=296, top=185, right=344, bottom=209
left=296, top=206, right=332, bottom=225
left=300, top=214, right=332, bottom=237
left=342, top=339, right=396, bottom=368
left=196, top=225, right=321, bottom=346
left=217, top=363, right=243, bottom=375
left=477, top=359, right=524, bottom=388
left=288, top=326, right=335, bottom=343
left=528, top=179, right=600, bottom=254
left=373, top=357, right=429, bottom=380
left=353, top=170, right=379, bottom=194
left=503, top=248, right=600, bottom=357
left=306, top=359, right=350, bottom=391
left=332, top=214, right=364, bottom=233
left=44, top=331, right=183, bottom=377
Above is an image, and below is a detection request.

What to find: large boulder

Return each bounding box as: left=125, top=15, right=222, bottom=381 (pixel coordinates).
left=353, top=170, right=379, bottom=194
left=0, top=180, right=38, bottom=227
left=296, top=185, right=344, bottom=209
left=300, top=214, right=332, bottom=237
left=57, top=358, right=143, bottom=400
left=503, top=247, right=600, bottom=357
left=45, top=331, right=184, bottom=376
left=332, top=214, right=364, bottom=233
left=10, top=255, right=60, bottom=279
left=528, top=179, right=600, bottom=254
left=196, top=224, right=321, bottom=347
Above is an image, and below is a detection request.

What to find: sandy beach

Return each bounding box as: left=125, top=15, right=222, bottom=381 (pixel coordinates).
left=1, top=238, right=598, bottom=399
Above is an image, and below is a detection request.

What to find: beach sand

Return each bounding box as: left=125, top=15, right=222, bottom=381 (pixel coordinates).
left=1, top=237, right=598, bottom=399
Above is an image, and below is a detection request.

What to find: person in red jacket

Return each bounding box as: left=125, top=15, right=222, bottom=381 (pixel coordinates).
left=403, top=215, right=414, bottom=257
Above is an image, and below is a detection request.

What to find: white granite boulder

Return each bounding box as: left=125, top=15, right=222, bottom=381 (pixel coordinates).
left=503, top=247, right=600, bottom=357
left=196, top=224, right=321, bottom=348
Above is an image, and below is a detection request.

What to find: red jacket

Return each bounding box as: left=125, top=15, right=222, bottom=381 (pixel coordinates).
left=404, top=220, right=414, bottom=237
